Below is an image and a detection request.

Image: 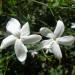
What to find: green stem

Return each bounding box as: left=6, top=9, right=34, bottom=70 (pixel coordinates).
left=32, top=0, right=48, bottom=7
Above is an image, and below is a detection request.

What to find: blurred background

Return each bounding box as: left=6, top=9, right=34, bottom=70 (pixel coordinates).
left=0, top=0, right=75, bottom=75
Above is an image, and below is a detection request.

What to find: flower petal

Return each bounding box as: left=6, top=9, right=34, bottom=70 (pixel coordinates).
left=45, top=48, right=53, bottom=54
left=6, top=18, right=21, bottom=36
left=40, top=27, right=55, bottom=38
left=40, top=39, right=53, bottom=49
left=14, top=39, right=28, bottom=62
left=20, top=22, right=30, bottom=36
left=71, top=23, right=75, bottom=28
left=54, top=20, right=65, bottom=38
left=40, top=27, right=51, bottom=36
left=21, top=34, right=42, bottom=44
left=0, top=35, right=17, bottom=49
left=56, top=36, right=74, bottom=46
left=51, top=41, right=62, bottom=59
left=29, top=50, right=38, bottom=58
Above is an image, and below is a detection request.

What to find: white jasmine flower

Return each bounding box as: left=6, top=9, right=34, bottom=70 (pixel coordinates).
left=71, top=23, right=75, bottom=28
left=40, top=20, right=74, bottom=59
left=0, top=18, right=42, bottom=62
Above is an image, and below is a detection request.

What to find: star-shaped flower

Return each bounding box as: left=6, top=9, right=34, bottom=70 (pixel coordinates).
left=0, top=18, right=42, bottom=62
left=40, top=20, right=74, bottom=59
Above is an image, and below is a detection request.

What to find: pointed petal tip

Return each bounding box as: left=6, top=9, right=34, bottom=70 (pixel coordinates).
left=38, top=35, right=42, bottom=40
left=57, top=20, right=62, bottom=22
left=10, top=18, right=16, bottom=20
left=6, top=18, right=21, bottom=36
left=57, top=36, right=75, bottom=46
left=18, top=55, right=27, bottom=62
left=57, top=20, right=64, bottom=28
left=9, top=18, right=20, bottom=24
left=20, top=22, right=30, bottom=36
left=25, top=22, right=29, bottom=26
left=54, top=48, right=62, bottom=59
left=26, top=22, right=29, bottom=24
left=0, top=35, right=16, bottom=49
left=40, top=27, right=45, bottom=31
left=51, top=41, right=62, bottom=59
left=54, top=20, right=64, bottom=38
left=57, top=19, right=64, bottom=24
left=14, top=39, right=28, bottom=62
left=56, top=53, right=62, bottom=59
left=57, top=20, right=64, bottom=25
left=40, top=27, right=51, bottom=32
left=0, top=45, right=3, bottom=50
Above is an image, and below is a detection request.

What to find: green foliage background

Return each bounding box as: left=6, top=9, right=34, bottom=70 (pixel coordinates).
left=0, top=0, right=75, bottom=75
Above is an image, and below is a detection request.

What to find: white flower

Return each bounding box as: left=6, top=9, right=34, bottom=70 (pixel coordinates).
left=71, top=23, right=75, bottom=28
left=0, top=18, right=42, bottom=62
left=40, top=20, right=74, bottom=59
left=29, top=50, right=38, bottom=58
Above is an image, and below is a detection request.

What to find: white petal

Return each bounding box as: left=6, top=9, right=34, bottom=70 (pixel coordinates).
left=46, top=33, right=55, bottom=39
left=51, top=42, right=62, bottom=59
left=14, top=39, right=28, bottom=62
left=6, top=18, right=21, bottom=36
left=20, top=22, right=30, bottom=36
left=40, top=27, right=51, bottom=36
left=56, top=36, right=74, bottom=46
left=21, top=34, right=42, bottom=44
left=40, top=27, right=55, bottom=38
left=0, top=35, right=17, bottom=49
left=40, top=39, right=53, bottom=49
left=54, top=20, right=65, bottom=38
left=30, top=50, right=38, bottom=58
left=46, top=48, right=53, bottom=53
left=71, top=23, right=75, bottom=28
